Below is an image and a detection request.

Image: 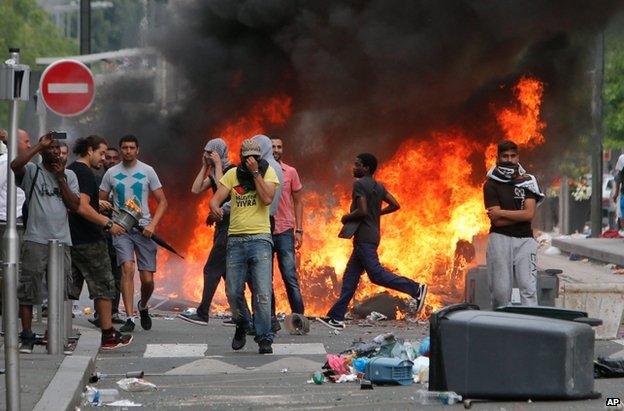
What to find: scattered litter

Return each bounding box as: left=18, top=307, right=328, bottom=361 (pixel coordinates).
left=334, top=374, right=358, bottom=383
left=366, top=311, right=388, bottom=321
left=418, top=336, right=430, bottom=357
left=594, top=356, right=624, bottom=378
left=83, top=307, right=92, bottom=316
left=116, top=378, right=157, bottom=392
left=181, top=307, right=197, bottom=316
left=284, top=313, right=310, bottom=335
left=581, top=258, right=589, bottom=263
left=372, top=332, right=394, bottom=344
left=606, top=263, right=617, bottom=269
left=82, top=386, right=119, bottom=406
left=415, top=389, right=462, bottom=405
left=569, top=253, right=581, bottom=261
left=280, top=368, right=288, bottom=373
left=612, top=268, right=624, bottom=275
left=543, top=246, right=561, bottom=255
left=312, top=371, right=325, bottom=384
left=360, top=379, right=373, bottom=390
left=163, top=316, right=175, bottom=320
left=276, top=312, right=287, bottom=321
left=330, top=330, right=341, bottom=335
left=352, top=357, right=371, bottom=373
left=105, top=400, right=142, bottom=407
left=412, top=356, right=430, bottom=383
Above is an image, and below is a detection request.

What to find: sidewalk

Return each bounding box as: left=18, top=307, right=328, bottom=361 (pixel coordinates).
left=0, top=324, right=99, bottom=411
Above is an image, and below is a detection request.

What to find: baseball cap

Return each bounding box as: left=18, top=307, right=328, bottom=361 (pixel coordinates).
left=240, top=139, right=262, bottom=157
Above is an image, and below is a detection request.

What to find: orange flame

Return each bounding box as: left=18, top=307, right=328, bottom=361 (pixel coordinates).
left=156, top=77, right=546, bottom=318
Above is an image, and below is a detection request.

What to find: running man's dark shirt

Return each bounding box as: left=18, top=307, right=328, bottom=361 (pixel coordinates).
left=483, top=179, right=537, bottom=238
left=351, top=176, right=387, bottom=245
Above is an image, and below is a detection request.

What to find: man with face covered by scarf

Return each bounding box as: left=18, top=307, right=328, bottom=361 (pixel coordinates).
left=484, top=140, right=544, bottom=309
left=210, top=138, right=280, bottom=354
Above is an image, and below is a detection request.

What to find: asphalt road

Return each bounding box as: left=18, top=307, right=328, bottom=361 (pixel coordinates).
left=74, top=313, right=624, bottom=411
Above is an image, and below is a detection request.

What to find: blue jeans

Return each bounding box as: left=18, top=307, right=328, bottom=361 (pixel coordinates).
left=226, top=235, right=274, bottom=343
left=272, top=229, right=304, bottom=314
left=327, top=242, right=421, bottom=321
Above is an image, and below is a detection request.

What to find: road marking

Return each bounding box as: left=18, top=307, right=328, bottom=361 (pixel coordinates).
left=272, top=343, right=326, bottom=355
left=252, top=357, right=323, bottom=372
left=144, top=343, right=207, bottom=358
left=164, top=359, right=247, bottom=375
left=48, top=83, right=89, bottom=93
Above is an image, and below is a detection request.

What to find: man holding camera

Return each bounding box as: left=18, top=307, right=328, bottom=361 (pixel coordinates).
left=11, top=133, right=80, bottom=353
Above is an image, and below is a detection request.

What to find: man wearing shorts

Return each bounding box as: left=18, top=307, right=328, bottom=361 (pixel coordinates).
left=11, top=133, right=80, bottom=353
left=68, top=136, right=132, bottom=349
left=100, top=135, right=168, bottom=332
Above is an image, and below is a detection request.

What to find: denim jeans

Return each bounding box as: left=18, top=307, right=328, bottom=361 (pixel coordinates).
left=272, top=229, right=304, bottom=314
left=197, top=215, right=252, bottom=322
left=327, top=242, right=421, bottom=321
left=226, top=235, right=274, bottom=343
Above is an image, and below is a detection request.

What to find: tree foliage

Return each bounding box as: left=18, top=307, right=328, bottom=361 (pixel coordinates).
left=604, top=14, right=624, bottom=149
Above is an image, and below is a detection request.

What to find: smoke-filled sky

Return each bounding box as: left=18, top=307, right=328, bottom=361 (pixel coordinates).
left=90, top=0, right=623, bottom=190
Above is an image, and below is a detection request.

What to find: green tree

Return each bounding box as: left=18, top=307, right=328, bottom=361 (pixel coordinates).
left=0, top=0, right=76, bottom=123
left=604, top=13, right=624, bottom=149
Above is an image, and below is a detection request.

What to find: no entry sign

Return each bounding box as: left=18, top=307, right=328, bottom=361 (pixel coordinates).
left=40, top=59, right=95, bottom=117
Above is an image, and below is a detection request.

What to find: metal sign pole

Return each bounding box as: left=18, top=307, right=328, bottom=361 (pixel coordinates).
left=0, top=48, right=30, bottom=410
left=0, top=47, right=29, bottom=411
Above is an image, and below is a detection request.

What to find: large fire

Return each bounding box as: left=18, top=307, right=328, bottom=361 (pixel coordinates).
left=154, top=77, right=546, bottom=318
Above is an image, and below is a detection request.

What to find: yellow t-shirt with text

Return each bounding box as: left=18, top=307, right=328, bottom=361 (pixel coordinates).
left=220, top=166, right=280, bottom=235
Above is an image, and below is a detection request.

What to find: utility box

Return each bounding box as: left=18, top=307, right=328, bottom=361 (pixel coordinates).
left=0, top=49, right=30, bottom=101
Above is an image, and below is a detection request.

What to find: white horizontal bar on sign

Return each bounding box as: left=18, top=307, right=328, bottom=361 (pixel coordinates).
left=48, top=83, right=89, bottom=93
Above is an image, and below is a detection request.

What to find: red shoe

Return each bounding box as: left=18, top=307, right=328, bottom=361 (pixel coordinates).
left=100, top=330, right=133, bottom=350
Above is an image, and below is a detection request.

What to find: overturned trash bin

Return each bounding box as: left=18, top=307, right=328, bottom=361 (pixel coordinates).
left=284, top=313, right=310, bottom=335
left=364, top=357, right=413, bottom=386
left=429, top=303, right=598, bottom=400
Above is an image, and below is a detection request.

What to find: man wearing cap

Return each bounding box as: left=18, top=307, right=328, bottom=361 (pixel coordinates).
left=210, top=138, right=280, bottom=354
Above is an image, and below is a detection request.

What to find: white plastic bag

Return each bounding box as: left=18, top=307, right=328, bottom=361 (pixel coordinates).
left=116, top=377, right=157, bottom=392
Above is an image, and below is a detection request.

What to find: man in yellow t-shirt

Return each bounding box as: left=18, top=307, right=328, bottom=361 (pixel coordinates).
left=209, top=139, right=280, bottom=354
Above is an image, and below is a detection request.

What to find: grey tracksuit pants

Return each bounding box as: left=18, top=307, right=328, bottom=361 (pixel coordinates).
left=486, top=232, right=538, bottom=308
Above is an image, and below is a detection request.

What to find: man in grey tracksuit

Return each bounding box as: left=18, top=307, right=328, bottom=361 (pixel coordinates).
left=483, top=140, right=543, bottom=308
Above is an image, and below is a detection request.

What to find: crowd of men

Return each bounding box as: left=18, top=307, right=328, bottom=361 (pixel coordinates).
left=0, top=129, right=430, bottom=355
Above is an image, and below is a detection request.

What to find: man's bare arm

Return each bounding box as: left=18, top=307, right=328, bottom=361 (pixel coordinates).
left=143, top=188, right=168, bottom=238
left=381, top=190, right=400, bottom=216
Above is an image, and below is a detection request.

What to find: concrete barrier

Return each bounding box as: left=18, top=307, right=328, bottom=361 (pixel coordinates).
left=558, top=283, right=624, bottom=340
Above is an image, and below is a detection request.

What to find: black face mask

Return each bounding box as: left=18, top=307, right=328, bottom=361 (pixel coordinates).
left=496, top=161, right=520, bottom=178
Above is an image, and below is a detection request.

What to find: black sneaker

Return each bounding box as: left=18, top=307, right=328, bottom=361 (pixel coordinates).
left=414, top=284, right=428, bottom=313
left=111, top=312, right=125, bottom=325
left=317, top=317, right=345, bottom=330
left=138, top=301, right=152, bottom=330
left=119, top=318, right=135, bottom=332
left=222, top=319, right=236, bottom=326
left=19, top=331, right=35, bottom=354
left=258, top=340, right=273, bottom=354
left=271, top=317, right=281, bottom=333
left=231, top=325, right=247, bottom=350
left=178, top=312, right=208, bottom=326
left=101, top=330, right=133, bottom=350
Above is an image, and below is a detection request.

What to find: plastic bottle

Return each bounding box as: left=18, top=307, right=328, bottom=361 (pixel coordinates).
left=414, top=389, right=462, bottom=405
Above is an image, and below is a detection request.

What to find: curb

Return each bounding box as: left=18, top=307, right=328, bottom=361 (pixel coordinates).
left=33, top=326, right=99, bottom=411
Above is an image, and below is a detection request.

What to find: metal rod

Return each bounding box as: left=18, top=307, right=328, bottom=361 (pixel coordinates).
left=591, top=31, right=604, bottom=237
left=58, top=243, right=67, bottom=349
left=2, top=263, right=20, bottom=410
left=47, top=239, right=61, bottom=355
left=80, top=0, right=91, bottom=55
left=2, top=49, right=22, bottom=408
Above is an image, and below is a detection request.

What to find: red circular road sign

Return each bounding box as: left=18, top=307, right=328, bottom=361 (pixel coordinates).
left=40, top=59, right=95, bottom=117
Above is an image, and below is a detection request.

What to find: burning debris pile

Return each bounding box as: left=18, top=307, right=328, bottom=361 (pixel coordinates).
left=82, top=1, right=624, bottom=317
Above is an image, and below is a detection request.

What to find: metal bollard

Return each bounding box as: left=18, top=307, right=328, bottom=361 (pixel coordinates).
left=47, top=239, right=61, bottom=355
